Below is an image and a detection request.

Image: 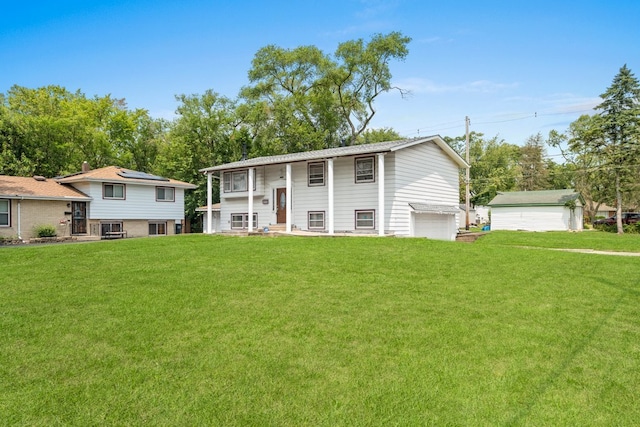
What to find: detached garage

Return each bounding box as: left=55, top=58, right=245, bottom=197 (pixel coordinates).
left=410, top=203, right=460, bottom=240
left=488, top=189, right=584, bottom=232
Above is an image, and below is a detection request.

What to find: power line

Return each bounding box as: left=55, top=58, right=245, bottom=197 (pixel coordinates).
left=402, top=107, right=596, bottom=139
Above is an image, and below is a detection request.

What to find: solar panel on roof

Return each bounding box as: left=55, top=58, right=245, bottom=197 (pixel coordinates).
left=117, top=170, right=170, bottom=182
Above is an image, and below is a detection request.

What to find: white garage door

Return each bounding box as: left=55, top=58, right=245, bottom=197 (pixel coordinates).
left=413, top=213, right=456, bottom=240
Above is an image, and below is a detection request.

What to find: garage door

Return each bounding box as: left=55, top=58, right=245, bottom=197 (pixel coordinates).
left=413, top=212, right=456, bottom=240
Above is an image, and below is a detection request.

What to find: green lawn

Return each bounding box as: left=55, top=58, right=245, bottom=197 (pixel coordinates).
left=1, top=233, right=639, bottom=426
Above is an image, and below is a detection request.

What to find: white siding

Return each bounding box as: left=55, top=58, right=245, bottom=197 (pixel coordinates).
left=413, top=213, right=457, bottom=240
left=390, top=143, right=461, bottom=236
left=491, top=206, right=583, bottom=231
left=219, top=166, right=278, bottom=231
left=216, top=140, right=462, bottom=236
left=332, top=156, right=378, bottom=232
left=291, top=162, right=329, bottom=230
left=80, top=182, right=187, bottom=221
left=202, top=212, right=221, bottom=232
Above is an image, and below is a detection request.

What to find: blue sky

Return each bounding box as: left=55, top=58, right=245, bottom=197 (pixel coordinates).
left=2, top=0, right=638, bottom=158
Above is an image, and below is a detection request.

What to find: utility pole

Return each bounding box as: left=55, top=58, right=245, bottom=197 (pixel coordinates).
left=465, top=116, right=470, bottom=231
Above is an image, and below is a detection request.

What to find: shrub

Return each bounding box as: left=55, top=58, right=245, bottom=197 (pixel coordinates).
left=593, top=223, right=640, bottom=234
left=624, top=223, right=640, bottom=234
left=34, top=224, right=57, bottom=238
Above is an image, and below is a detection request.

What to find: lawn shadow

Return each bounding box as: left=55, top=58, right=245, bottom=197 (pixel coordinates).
left=506, top=278, right=633, bottom=425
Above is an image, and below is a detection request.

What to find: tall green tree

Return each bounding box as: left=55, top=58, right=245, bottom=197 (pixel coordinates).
left=0, top=85, right=160, bottom=176
left=155, top=90, right=241, bottom=226
left=240, top=32, right=411, bottom=151
left=356, top=127, right=403, bottom=144
left=445, top=132, right=521, bottom=205
left=241, top=44, right=338, bottom=153
left=516, top=133, right=549, bottom=191
left=469, top=134, right=521, bottom=206
left=553, top=66, right=640, bottom=232
left=548, top=118, right=612, bottom=223
left=0, top=98, right=36, bottom=175
left=594, top=65, right=640, bottom=233
left=329, top=31, right=411, bottom=144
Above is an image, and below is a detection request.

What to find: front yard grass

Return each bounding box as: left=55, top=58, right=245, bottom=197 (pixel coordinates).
left=1, top=233, right=639, bottom=425
left=477, top=229, right=640, bottom=252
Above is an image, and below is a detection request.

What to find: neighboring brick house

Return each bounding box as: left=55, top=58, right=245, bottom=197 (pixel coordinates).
left=0, top=175, right=91, bottom=241
left=0, top=165, right=196, bottom=241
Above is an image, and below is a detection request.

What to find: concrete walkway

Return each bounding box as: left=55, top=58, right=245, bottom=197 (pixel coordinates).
left=547, top=247, right=640, bottom=257
left=517, top=246, right=640, bottom=257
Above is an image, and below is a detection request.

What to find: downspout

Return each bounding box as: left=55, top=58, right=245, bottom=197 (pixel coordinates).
left=248, top=168, right=254, bottom=232
left=285, top=164, right=292, bottom=233
left=377, top=153, right=385, bottom=236
left=327, top=158, right=334, bottom=235
left=17, top=197, right=23, bottom=241
left=207, top=172, right=213, bottom=234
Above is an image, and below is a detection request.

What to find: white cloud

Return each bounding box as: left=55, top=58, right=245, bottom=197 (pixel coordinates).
left=355, top=0, right=399, bottom=19
left=503, top=93, right=601, bottom=115
left=417, top=36, right=454, bottom=44
left=393, top=77, right=519, bottom=94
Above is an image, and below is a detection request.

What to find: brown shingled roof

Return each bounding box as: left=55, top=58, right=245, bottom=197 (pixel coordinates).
left=0, top=175, right=90, bottom=200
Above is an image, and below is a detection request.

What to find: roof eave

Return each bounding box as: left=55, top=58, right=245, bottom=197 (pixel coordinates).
left=57, top=176, right=196, bottom=189
left=0, top=194, right=92, bottom=201
left=200, top=136, right=470, bottom=172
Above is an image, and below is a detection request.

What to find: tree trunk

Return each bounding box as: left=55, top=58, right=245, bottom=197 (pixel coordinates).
left=616, top=173, right=624, bottom=234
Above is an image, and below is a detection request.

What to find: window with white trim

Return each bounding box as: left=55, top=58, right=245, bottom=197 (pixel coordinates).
left=0, top=199, right=9, bottom=226
left=308, top=162, right=325, bottom=186
left=230, top=213, right=258, bottom=229
left=149, top=221, right=167, bottom=235
left=103, top=183, right=125, bottom=199
left=355, top=210, right=375, bottom=229
left=355, top=157, right=375, bottom=183
left=308, top=211, right=325, bottom=230
left=223, top=170, right=256, bottom=193
left=156, top=186, right=175, bottom=202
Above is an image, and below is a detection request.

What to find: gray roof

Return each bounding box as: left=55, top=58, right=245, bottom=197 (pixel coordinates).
left=199, top=136, right=468, bottom=172
left=488, top=189, right=582, bottom=207
left=410, top=203, right=460, bottom=214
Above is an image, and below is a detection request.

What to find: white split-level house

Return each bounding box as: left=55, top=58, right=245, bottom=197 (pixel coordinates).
left=199, top=136, right=469, bottom=241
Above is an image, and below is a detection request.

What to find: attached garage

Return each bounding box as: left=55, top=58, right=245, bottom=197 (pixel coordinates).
left=410, top=203, right=459, bottom=240
left=488, top=189, right=584, bottom=232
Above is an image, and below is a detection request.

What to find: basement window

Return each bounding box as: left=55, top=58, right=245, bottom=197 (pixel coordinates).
left=230, top=213, right=258, bottom=229
left=308, top=211, right=325, bottom=230
left=149, top=221, right=167, bottom=235
left=355, top=210, right=375, bottom=229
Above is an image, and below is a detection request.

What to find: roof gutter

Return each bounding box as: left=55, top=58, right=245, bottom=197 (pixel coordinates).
left=2, top=194, right=91, bottom=202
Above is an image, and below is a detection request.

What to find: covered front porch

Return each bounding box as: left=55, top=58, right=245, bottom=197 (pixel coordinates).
left=203, top=153, right=388, bottom=236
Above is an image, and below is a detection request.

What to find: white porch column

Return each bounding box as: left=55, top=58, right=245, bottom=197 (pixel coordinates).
left=206, top=172, right=213, bottom=234
left=247, top=168, right=254, bottom=232
left=327, top=158, right=334, bottom=235
left=286, top=163, right=292, bottom=233
left=377, top=153, right=385, bottom=236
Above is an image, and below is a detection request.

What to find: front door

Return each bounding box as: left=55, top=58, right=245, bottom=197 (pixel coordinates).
left=276, top=188, right=287, bottom=224
left=72, top=201, right=87, bottom=234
